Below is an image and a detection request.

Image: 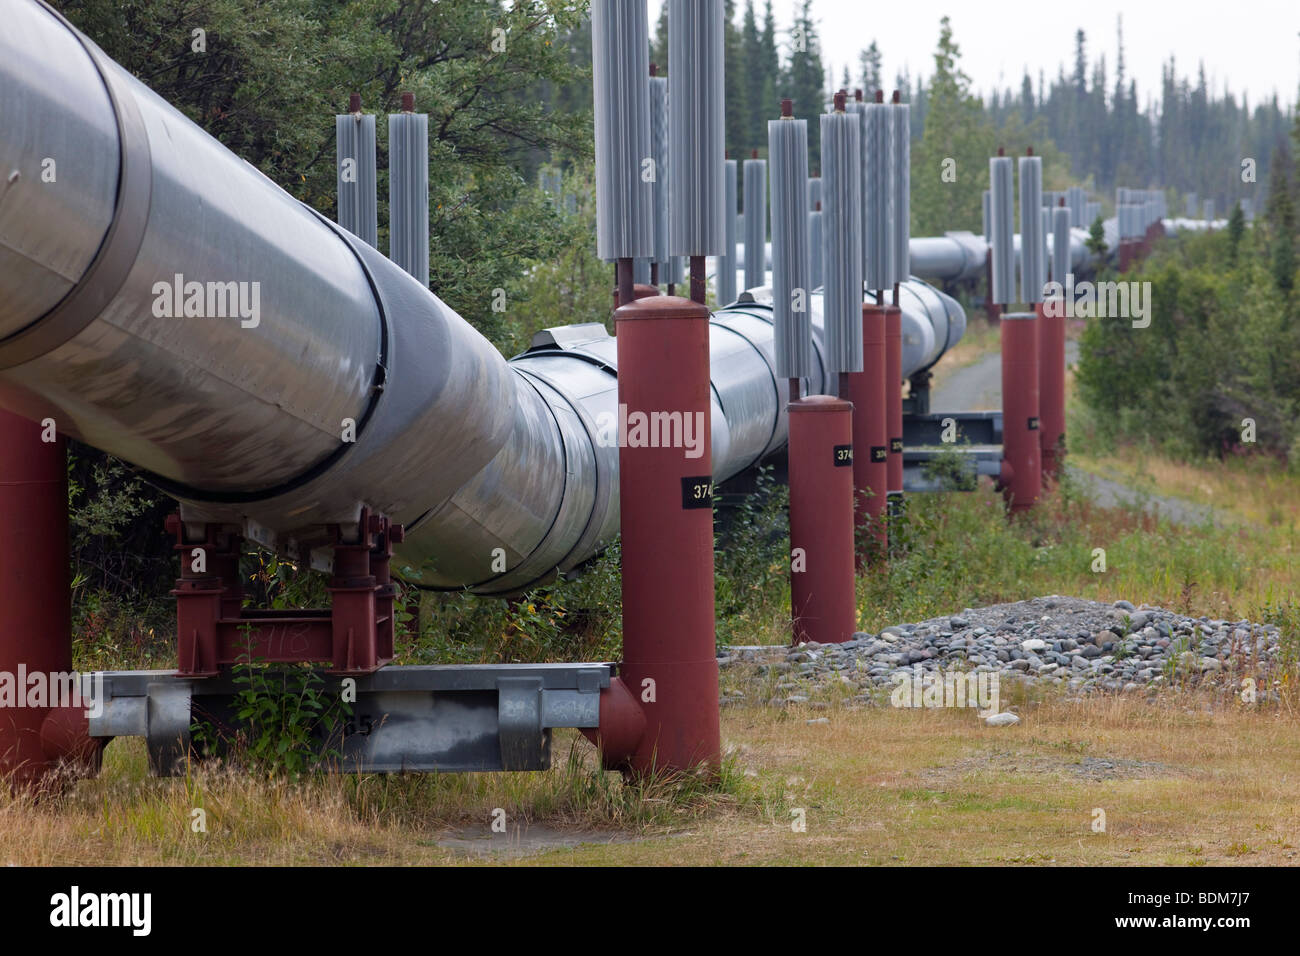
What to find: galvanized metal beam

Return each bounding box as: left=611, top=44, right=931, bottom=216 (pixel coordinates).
left=89, top=663, right=611, bottom=775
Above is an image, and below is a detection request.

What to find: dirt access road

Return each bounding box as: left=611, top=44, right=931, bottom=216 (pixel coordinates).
left=928, top=339, right=1214, bottom=526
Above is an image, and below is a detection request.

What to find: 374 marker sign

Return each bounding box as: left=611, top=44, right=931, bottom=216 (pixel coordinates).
left=681, top=476, right=713, bottom=509
left=833, top=445, right=853, bottom=466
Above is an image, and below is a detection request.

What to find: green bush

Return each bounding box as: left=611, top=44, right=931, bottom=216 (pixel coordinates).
left=1076, top=225, right=1300, bottom=463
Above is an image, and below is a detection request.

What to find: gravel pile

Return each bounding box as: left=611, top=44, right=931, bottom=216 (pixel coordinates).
left=719, top=596, right=1290, bottom=708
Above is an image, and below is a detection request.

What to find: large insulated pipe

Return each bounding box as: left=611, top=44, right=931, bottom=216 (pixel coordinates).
left=910, top=233, right=988, bottom=283
left=0, top=0, right=394, bottom=494
left=738, top=228, right=1094, bottom=286
left=2, top=0, right=567, bottom=595
left=0, top=1, right=960, bottom=610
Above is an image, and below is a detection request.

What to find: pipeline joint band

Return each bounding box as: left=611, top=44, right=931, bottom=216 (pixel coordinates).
left=0, top=3, right=152, bottom=371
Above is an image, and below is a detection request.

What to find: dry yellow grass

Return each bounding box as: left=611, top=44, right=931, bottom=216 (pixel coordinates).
left=5, top=692, right=1297, bottom=865
left=1071, top=447, right=1300, bottom=530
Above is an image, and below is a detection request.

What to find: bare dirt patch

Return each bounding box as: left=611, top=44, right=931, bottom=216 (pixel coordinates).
left=918, top=748, right=1188, bottom=784
left=432, top=823, right=649, bottom=858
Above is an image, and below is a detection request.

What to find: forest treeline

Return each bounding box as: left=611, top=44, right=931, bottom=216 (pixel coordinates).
left=542, top=3, right=1290, bottom=237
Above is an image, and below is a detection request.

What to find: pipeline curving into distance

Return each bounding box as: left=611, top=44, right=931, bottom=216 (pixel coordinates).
left=0, top=0, right=1085, bottom=598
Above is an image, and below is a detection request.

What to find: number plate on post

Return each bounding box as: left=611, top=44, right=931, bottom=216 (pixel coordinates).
left=681, top=476, right=713, bottom=509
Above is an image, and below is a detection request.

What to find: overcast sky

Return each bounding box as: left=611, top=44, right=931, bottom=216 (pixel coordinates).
left=646, top=0, right=1300, bottom=110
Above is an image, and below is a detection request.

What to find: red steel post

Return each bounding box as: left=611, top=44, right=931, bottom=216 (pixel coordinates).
left=329, top=543, right=378, bottom=673
left=171, top=518, right=227, bottom=678
left=999, top=311, right=1041, bottom=513
left=612, top=295, right=720, bottom=775
left=884, top=304, right=904, bottom=516
left=787, top=396, right=857, bottom=645
left=845, top=304, right=889, bottom=565
left=613, top=283, right=661, bottom=308
left=1037, top=299, right=1066, bottom=480
left=1118, top=240, right=1133, bottom=273
left=0, top=408, right=101, bottom=789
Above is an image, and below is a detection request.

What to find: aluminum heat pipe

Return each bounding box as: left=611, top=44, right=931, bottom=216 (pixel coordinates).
left=0, top=0, right=968, bottom=599
left=732, top=227, right=1099, bottom=288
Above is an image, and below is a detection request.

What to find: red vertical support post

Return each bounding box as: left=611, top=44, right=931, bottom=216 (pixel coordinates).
left=203, top=526, right=243, bottom=621
left=788, top=397, right=857, bottom=644
left=329, top=537, right=378, bottom=674
left=0, top=409, right=98, bottom=788
left=373, top=520, right=403, bottom=664
left=884, top=303, right=904, bottom=523
left=614, top=294, right=720, bottom=775
left=614, top=284, right=661, bottom=307
left=846, top=304, right=889, bottom=565
left=999, top=311, right=1041, bottom=513
left=1037, top=298, right=1066, bottom=480
left=172, top=518, right=223, bottom=678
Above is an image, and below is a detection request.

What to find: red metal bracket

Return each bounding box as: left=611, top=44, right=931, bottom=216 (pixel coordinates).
left=169, top=509, right=403, bottom=677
